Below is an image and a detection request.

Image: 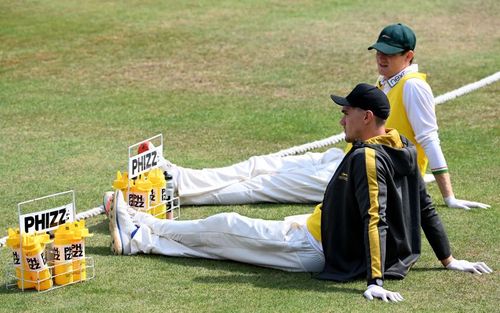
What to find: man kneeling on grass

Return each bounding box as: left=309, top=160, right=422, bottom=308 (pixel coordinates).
left=106, top=83, right=492, bottom=302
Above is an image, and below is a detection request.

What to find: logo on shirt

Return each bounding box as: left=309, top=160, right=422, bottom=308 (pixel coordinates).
left=388, top=71, right=405, bottom=88
left=339, top=172, right=349, bottom=181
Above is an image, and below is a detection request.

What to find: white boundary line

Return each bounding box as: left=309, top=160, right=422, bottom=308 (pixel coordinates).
left=1, top=71, right=498, bottom=248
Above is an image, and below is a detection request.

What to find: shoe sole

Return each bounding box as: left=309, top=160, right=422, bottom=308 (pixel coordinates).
left=108, top=196, right=123, bottom=255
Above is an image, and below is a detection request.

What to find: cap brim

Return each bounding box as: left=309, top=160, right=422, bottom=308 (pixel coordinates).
left=368, top=42, right=405, bottom=55
left=330, top=95, right=350, bottom=106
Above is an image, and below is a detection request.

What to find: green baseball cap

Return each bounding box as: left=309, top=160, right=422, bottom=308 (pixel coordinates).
left=368, top=23, right=416, bottom=55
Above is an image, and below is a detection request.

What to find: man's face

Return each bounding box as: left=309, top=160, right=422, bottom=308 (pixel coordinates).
left=340, top=106, right=367, bottom=143
left=375, top=50, right=413, bottom=79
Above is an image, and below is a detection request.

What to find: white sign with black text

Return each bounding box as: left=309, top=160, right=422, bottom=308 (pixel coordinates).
left=20, top=203, right=74, bottom=234
left=128, top=145, right=163, bottom=178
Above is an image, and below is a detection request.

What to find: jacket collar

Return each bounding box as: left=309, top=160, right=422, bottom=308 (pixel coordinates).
left=364, top=128, right=403, bottom=149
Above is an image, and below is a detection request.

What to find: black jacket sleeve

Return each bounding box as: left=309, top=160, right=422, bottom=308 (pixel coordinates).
left=417, top=175, right=452, bottom=260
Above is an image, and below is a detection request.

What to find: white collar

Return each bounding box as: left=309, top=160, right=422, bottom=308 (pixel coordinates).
left=378, top=64, right=419, bottom=88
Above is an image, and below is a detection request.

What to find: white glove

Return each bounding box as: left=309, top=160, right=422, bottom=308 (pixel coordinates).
left=363, top=285, right=404, bottom=303
left=444, top=196, right=490, bottom=210
left=446, top=259, right=493, bottom=274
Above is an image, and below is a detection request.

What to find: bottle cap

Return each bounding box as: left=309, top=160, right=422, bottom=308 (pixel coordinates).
left=113, top=171, right=129, bottom=190
left=134, top=174, right=152, bottom=192
left=148, top=168, right=166, bottom=186
left=6, top=228, right=21, bottom=249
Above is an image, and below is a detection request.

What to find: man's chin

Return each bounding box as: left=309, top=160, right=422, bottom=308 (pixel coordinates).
left=378, top=68, right=389, bottom=78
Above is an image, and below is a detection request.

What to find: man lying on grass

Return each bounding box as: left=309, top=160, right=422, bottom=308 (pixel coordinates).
left=106, top=84, right=492, bottom=302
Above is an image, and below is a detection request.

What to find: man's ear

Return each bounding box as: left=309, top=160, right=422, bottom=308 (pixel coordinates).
left=364, top=110, right=375, bottom=124
left=405, top=50, right=415, bottom=63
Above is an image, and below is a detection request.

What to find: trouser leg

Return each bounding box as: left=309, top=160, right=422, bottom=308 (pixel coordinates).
left=130, top=212, right=324, bottom=272
left=176, top=148, right=344, bottom=205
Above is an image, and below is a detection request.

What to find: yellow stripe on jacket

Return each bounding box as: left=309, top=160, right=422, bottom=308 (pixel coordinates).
left=365, top=148, right=382, bottom=278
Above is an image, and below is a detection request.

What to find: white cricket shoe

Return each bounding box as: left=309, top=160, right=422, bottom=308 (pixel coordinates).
left=108, top=190, right=138, bottom=255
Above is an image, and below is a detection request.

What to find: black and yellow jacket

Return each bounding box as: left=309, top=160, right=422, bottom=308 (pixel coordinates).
left=315, top=129, right=451, bottom=286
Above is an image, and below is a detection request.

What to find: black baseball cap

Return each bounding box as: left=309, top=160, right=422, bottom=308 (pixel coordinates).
left=368, top=23, right=416, bottom=55
left=330, top=83, right=390, bottom=119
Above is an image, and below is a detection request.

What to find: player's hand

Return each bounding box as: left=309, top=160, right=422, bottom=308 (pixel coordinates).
left=363, top=285, right=404, bottom=303
left=444, top=196, right=490, bottom=210
left=446, top=259, right=493, bottom=274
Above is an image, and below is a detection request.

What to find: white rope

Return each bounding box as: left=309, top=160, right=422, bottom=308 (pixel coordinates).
left=434, top=71, right=500, bottom=105
left=271, top=71, right=500, bottom=157
left=269, top=132, right=346, bottom=157
left=1, top=71, right=498, bottom=249
left=76, top=206, right=105, bottom=221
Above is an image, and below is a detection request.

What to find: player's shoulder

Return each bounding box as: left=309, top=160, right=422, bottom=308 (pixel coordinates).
left=349, top=145, right=391, bottom=175
left=350, top=145, right=378, bottom=160
left=404, top=73, right=431, bottom=90
left=403, top=75, right=434, bottom=99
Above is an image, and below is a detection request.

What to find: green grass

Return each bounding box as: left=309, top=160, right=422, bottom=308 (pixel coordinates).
left=0, top=0, right=499, bottom=312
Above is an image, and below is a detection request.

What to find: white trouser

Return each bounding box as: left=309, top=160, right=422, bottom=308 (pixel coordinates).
left=174, top=147, right=345, bottom=205
left=130, top=212, right=324, bottom=272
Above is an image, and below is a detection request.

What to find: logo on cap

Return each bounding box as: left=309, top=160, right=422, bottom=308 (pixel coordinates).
left=368, top=23, right=416, bottom=55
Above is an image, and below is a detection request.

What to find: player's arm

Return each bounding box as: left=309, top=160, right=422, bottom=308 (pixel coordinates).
left=418, top=175, right=492, bottom=274
left=403, top=79, right=490, bottom=209
left=417, top=174, right=452, bottom=260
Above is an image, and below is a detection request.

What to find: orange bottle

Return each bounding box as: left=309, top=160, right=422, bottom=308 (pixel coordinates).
left=71, top=220, right=92, bottom=282
left=52, top=223, right=74, bottom=285
left=128, top=174, right=152, bottom=212
left=148, top=168, right=167, bottom=219
left=5, top=228, right=35, bottom=289
left=22, top=233, right=53, bottom=291
left=113, top=171, right=129, bottom=201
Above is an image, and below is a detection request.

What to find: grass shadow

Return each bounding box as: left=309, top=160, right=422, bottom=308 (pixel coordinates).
left=191, top=272, right=361, bottom=295
left=85, top=245, right=112, bottom=256
left=111, top=253, right=360, bottom=294
left=86, top=219, right=109, bottom=235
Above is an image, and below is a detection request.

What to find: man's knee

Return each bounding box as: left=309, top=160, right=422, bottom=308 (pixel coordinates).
left=205, top=212, right=242, bottom=228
